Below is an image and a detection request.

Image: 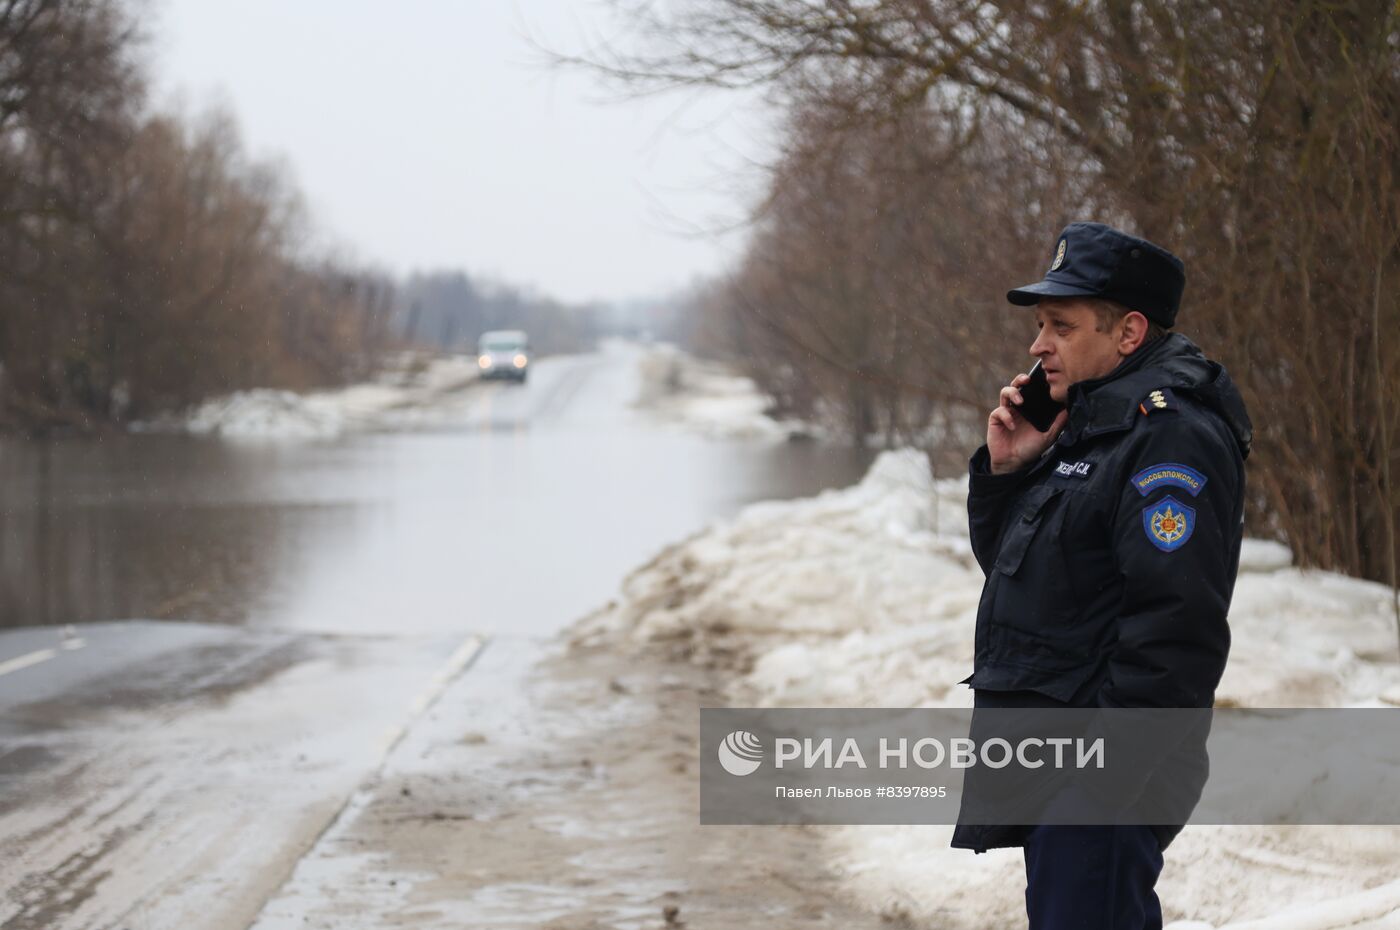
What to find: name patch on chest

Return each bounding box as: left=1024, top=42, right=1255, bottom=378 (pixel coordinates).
left=1054, top=460, right=1094, bottom=479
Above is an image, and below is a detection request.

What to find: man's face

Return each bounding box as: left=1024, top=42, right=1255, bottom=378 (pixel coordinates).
left=1028, top=298, right=1129, bottom=403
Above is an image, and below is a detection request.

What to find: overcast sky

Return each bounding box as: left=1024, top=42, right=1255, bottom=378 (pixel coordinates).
left=148, top=0, right=771, bottom=305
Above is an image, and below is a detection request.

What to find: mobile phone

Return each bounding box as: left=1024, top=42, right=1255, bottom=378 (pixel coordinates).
left=1017, top=360, right=1066, bottom=432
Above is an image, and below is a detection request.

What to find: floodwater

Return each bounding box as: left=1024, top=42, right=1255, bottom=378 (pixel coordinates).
left=0, top=345, right=876, bottom=636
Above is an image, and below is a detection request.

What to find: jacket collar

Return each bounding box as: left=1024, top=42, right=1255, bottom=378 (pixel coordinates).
left=1055, top=333, right=1195, bottom=448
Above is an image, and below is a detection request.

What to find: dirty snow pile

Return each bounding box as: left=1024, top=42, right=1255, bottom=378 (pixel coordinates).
left=139, top=353, right=483, bottom=440
left=569, top=448, right=1400, bottom=930
left=632, top=344, right=815, bottom=440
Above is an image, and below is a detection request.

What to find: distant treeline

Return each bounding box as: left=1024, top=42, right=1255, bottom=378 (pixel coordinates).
left=601, top=0, right=1400, bottom=588
left=0, top=0, right=402, bottom=432
left=395, top=272, right=606, bottom=357
left=0, top=1, right=609, bottom=436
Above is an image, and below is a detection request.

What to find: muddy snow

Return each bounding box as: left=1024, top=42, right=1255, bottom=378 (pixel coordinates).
left=631, top=344, right=815, bottom=441
left=569, top=447, right=1400, bottom=929
left=133, top=351, right=486, bottom=439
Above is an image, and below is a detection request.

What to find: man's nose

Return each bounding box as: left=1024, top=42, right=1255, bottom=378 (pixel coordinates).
left=1028, top=329, right=1053, bottom=357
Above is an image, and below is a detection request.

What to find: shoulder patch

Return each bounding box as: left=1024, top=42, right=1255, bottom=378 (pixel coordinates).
left=1142, top=495, right=1195, bottom=551
left=1130, top=462, right=1208, bottom=497
left=1138, top=386, right=1178, bottom=416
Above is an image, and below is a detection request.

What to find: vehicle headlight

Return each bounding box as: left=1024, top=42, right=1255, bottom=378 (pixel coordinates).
left=478, top=355, right=492, bottom=368
left=513, top=354, right=527, bottom=368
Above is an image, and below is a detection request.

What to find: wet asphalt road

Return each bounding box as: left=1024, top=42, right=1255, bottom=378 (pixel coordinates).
left=0, top=343, right=875, bottom=928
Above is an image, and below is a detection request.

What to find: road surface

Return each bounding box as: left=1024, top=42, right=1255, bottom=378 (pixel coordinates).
left=0, top=344, right=875, bottom=928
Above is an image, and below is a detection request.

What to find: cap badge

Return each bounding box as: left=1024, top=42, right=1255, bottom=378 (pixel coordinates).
left=1050, top=238, right=1067, bottom=271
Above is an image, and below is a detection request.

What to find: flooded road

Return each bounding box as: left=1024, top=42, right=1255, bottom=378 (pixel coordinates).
left=0, top=344, right=878, bottom=929
left=0, top=343, right=875, bottom=635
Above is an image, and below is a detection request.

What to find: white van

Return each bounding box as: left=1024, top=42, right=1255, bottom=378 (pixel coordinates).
left=477, top=330, right=529, bottom=383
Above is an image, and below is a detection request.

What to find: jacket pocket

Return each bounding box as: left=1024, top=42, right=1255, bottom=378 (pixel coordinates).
left=994, top=486, right=1062, bottom=576
left=968, top=655, right=1105, bottom=705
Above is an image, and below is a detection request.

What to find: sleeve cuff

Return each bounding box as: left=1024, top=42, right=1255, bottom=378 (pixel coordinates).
left=968, top=445, right=1034, bottom=493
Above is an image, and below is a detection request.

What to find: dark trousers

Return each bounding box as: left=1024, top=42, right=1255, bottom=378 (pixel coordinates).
left=1022, top=825, right=1164, bottom=930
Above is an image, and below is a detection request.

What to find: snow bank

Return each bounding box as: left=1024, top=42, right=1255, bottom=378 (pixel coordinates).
left=138, top=353, right=483, bottom=440
left=569, top=448, right=1400, bottom=929
left=631, top=344, right=816, bottom=440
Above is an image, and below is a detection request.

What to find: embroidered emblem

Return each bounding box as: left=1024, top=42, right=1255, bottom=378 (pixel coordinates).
left=1142, top=495, right=1195, bottom=552
left=1131, top=462, right=1208, bottom=497
left=1054, top=460, right=1094, bottom=479
left=1050, top=238, right=1067, bottom=271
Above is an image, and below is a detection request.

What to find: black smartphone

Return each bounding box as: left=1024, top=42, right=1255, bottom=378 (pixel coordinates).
left=1017, top=360, right=1066, bottom=432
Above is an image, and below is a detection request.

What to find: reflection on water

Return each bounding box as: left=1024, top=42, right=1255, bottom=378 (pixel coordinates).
left=0, top=437, right=364, bottom=628
left=0, top=356, right=878, bottom=635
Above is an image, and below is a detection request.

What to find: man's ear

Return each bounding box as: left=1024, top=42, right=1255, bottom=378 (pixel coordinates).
left=1118, top=310, right=1150, bottom=355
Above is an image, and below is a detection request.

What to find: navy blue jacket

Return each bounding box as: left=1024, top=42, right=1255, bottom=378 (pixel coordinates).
left=950, top=333, right=1252, bottom=854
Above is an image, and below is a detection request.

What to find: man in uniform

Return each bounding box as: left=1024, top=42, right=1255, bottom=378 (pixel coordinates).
left=949, top=222, right=1253, bottom=928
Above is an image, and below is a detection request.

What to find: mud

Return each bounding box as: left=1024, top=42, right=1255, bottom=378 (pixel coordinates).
left=252, top=636, right=900, bottom=929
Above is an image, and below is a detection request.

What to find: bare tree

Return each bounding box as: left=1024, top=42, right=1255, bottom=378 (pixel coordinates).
left=574, top=0, right=1400, bottom=592
left=0, top=1, right=398, bottom=430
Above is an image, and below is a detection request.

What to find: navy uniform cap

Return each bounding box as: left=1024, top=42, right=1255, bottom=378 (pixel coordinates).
left=1007, top=222, right=1186, bottom=328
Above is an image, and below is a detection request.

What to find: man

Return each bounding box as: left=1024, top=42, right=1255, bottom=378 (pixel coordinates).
left=949, top=222, right=1253, bottom=928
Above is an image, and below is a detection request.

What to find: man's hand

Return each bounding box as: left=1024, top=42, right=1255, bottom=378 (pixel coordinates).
left=987, top=372, right=1070, bottom=474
